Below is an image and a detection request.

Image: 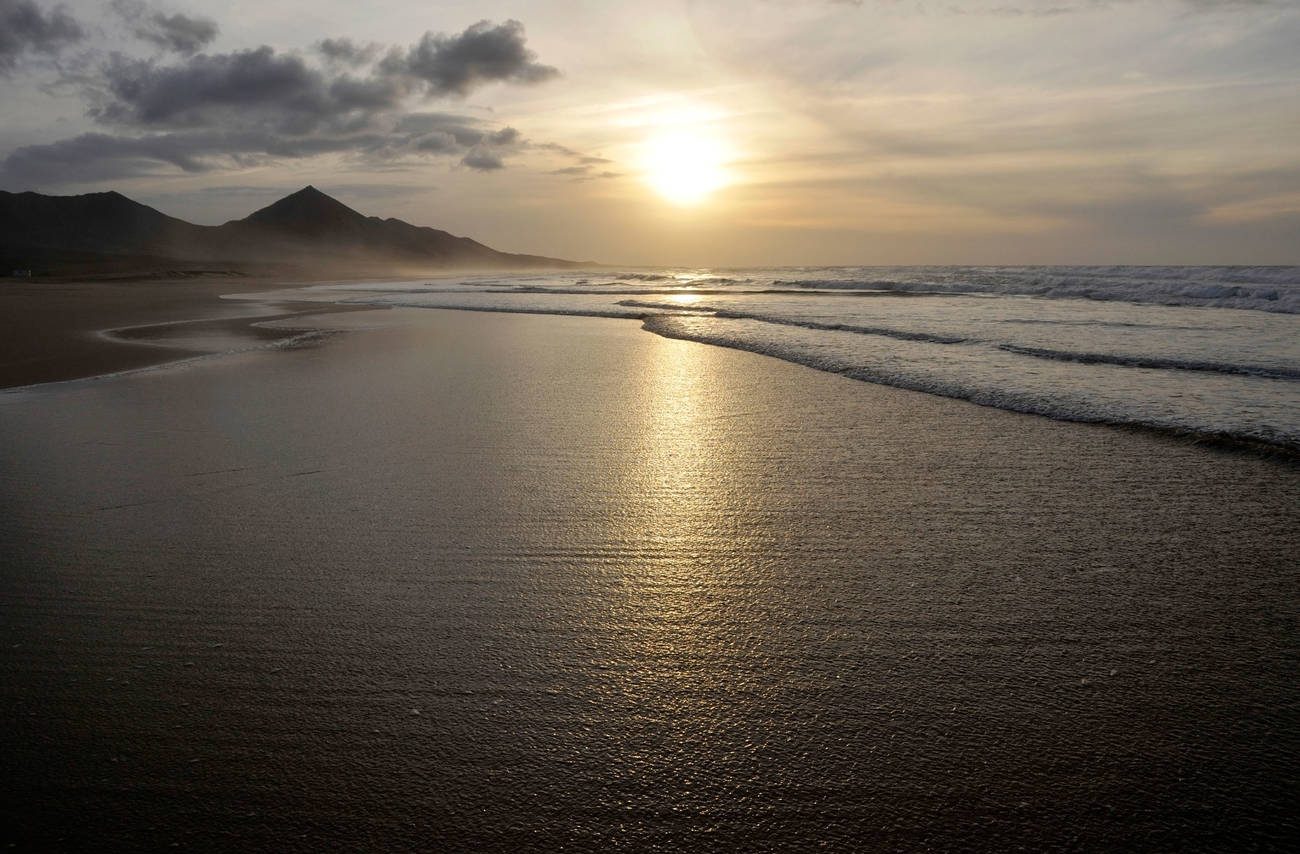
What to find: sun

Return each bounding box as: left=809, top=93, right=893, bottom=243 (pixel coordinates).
left=642, top=131, right=731, bottom=205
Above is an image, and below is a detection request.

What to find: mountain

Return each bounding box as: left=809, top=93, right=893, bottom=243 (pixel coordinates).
left=0, top=186, right=581, bottom=274
left=0, top=190, right=214, bottom=259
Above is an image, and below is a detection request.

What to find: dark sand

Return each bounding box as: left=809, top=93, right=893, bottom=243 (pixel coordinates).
left=1, top=309, right=1297, bottom=852
left=0, top=277, right=372, bottom=389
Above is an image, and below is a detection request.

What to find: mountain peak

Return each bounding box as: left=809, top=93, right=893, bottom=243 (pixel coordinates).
left=2, top=187, right=581, bottom=272
left=241, top=186, right=366, bottom=236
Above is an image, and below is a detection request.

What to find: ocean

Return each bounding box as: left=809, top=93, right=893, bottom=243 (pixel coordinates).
left=318, top=264, right=1300, bottom=452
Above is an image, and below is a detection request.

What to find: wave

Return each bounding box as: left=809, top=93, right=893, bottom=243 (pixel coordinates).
left=766, top=266, right=1300, bottom=313
left=334, top=270, right=1300, bottom=454
left=615, top=298, right=1299, bottom=380
left=999, top=344, right=1300, bottom=381
left=344, top=297, right=645, bottom=320
left=640, top=314, right=1300, bottom=452
left=609, top=272, right=753, bottom=285
left=615, top=300, right=970, bottom=344
left=610, top=272, right=672, bottom=282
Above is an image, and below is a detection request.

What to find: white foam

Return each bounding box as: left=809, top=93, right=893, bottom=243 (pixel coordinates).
left=298, top=265, right=1300, bottom=449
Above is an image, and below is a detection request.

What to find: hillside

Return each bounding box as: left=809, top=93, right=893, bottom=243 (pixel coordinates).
left=0, top=186, right=580, bottom=274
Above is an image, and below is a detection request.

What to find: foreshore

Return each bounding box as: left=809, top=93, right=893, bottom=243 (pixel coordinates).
left=0, top=276, right=382, bottom=389
left=2, top=307, right=1297, bottom=851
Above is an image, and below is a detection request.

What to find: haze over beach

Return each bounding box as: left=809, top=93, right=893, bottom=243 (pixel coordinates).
left=2, top=2, right=1298, bottom=852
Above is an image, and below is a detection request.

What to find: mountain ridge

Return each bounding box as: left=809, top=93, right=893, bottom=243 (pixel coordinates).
left=0, top=186, right=583, bottom=274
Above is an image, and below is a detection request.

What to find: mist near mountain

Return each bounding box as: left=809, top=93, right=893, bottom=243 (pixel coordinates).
left=0, top=186, right=582, bottom=276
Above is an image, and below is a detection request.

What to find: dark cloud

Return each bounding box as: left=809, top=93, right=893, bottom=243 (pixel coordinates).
left=94, top=48, right=344, bottom=133
left=327, top=73, right=407, bottom=114
left=390, top=114, right=525, bottom=159
left=0, top=112, right=533, bottom=188
left=488, top=127, right=521, bottom=145
left=0, top=129, right=393, bottom=186
left=90, top=20, right=557, bottom=135
left=453, top=125, right=526, bottom=172
left=395, top=112, right=490, bottom=146
left=413, top=133, right=461, bottom=154
left=317, top=37, right=380, bottom=67
left=112, top=1, right=218, bottom=55
left=461, top=150, right=505, bottom=171
left=548, top=164, right=623, bottom=182
left=383, top=19, right=559, bottom=97
left=0, top=17, right=579, bottom=186
left=0, top=0, right=84, bottom=72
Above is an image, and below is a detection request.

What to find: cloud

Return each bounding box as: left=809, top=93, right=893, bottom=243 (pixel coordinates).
left=533, top=143, right=618, bottom=179
left=0, top=0, right=84, bottom=72
left=382, top=19, right=559, bottom=97
left=94, top=48, right=346, bottom=132
left=390, top=113, right=524, bottom=154
left=111, top=1, right=217, bottom=55
left=461, top=150, right=504, bottom=171
left=0, top=129, right=396, bottom=185
left=547, top=164, right=623, bottom=182
left=316, top=37, right=381, bottom=67
left=456, top=126, right=530, bottom=171
left=89, top=20, right=557, bottom=135
left=0, top=112, right=535, bottom=187
left=0, top=14, right=600, bottom=189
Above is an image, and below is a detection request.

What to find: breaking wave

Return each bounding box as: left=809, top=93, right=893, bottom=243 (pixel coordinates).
left=319, top=264, right=1300, bottom=452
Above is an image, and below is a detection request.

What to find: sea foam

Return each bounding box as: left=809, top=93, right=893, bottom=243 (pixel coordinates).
left=322, top=265, right=1300, bottom=450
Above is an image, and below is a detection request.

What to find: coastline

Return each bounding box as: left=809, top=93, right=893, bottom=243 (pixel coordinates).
left=0, top=276, right=386, bottom=390
left=4, top=275, right=1297, bottom=462
left=2, top=308, right=1296, bottom=851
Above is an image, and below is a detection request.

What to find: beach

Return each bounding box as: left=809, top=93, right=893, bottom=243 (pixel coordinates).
left=0, top=277, right=380, bottom=390
left=1, top=304, right=1296, bottom=852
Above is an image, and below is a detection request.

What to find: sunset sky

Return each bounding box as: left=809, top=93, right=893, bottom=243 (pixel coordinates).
left=1, top=0, right=1297, bottom=265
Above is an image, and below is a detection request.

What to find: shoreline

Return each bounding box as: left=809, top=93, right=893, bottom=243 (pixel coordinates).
left=4, top=277, right=1297, bottom=462
left=0, top=276, right=384, bottom=390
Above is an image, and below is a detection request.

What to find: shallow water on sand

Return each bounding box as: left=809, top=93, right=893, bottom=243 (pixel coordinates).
left=2, top=310, right=1297, bottom=852
left=316, top=266, right=1300, bottom=449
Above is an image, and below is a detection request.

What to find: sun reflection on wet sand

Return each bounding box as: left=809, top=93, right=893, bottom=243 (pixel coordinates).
left=591, top=334, right=797, bottom=763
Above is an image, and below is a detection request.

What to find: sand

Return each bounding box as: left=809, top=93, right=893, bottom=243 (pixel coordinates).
left=0, top=277, right=375, bottom=389
left=1, top=308, right=1297, bottom=852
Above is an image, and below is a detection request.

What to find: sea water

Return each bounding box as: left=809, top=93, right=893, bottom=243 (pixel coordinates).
left=320, top=265, right=1300, bottom=451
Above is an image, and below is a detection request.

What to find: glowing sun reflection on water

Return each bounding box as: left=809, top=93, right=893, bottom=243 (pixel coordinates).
left=596, top=335, right=774, bottom=722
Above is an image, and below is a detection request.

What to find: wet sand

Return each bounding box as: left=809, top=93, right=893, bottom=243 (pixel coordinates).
left=0, top=277, right=373, bottom=389
left=1, top=309, right=1297, bottom=852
